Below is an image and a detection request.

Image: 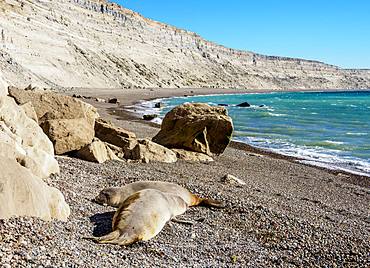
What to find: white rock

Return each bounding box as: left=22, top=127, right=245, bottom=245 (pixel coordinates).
left=0, top=73, right=9, bottom=97
left=0, top=156, right=70, bottom=221
left=0, top=96, right=59, bottom=178
left=223, top=174, right=246, bottom=185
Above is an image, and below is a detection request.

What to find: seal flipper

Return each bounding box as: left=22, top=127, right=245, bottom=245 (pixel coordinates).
left=199, top=198, right=225, bottom=208
left=191, top=195, right=225, bottom=208
left=93, top=230, right=121, bottom=244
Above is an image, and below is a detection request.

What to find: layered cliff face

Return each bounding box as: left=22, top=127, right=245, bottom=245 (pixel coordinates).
left=1, top=0, right=369, bottom=90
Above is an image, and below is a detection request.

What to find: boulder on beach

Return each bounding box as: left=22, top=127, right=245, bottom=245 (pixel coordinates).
left=0, top=95, right=69, bottom=221
left=76, top=138, right=120, bottom=163
left=172, top=149, right=214, bottom=162
left=126, top=138, right=177, bottom=163
left=108, top=98, right=120, bottom=104
left=143, top=114, right=158, bottom=121
left=0, top=96, right=59, bottom=179
left=94, top=118, right=136, bottom=148
left=152, top=103, right=233, bottom=156
left=8, top=87, right=99, bottom=154
left=236, top=102, right=251, bottom=107
left=0, top=156, right=70, bottom=221
left=41, top=118, right=95, bottom=155
left=222, top=174, right=246, bottom=185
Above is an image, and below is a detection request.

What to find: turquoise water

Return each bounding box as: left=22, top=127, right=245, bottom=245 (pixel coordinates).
left=139, top=91, right=370, bottom=176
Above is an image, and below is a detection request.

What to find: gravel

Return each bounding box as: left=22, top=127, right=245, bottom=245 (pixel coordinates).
left=1, top=153, right=368, bottom=267
left=1, top=88, right=369, bottom=267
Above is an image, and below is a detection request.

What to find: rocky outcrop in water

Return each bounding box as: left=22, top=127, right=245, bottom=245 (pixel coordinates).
left=0, top=0, right=369, bottom=90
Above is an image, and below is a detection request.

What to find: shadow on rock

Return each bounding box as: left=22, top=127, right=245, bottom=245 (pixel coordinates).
left=89, top=211, right=115, bottom=236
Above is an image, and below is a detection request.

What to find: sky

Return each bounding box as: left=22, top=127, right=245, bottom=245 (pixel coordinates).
left=115, top=0, right=370, bottom=69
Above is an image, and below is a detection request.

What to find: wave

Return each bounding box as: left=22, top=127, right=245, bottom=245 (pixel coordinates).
left=235, top=136, right=370, bottom=177
left=268, top=112, right=287, bottom=117
left=346, top=132, right=367, bottom=136
left=129, top=92, right=370, bottom=177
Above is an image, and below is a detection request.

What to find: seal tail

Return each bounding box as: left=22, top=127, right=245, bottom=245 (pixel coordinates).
left=191, top=195, right=225, bottom=208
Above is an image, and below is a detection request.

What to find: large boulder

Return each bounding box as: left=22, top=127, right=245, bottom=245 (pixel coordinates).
left=0, top=96, right=59, bottom=178
left=41, top=118, right=95, bottom=155
left=152, top=103, right=233, bottom=156
left=126, top=139, right=177, bottom=163
left=8, top=87, right=99, bottom=154
left=8, top=87, right=98, bottom=124
left=0, top=156, right=70, bottom=221
left=94, top=118, right=136, bottom=148
left=76, top=138, right=120, bottom=163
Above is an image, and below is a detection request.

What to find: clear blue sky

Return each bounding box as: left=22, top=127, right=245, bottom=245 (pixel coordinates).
left=115, top=0, right=370, bottom=69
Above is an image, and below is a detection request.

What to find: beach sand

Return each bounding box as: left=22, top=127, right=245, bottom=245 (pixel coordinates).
left=0, top=87, right=368, bottom=267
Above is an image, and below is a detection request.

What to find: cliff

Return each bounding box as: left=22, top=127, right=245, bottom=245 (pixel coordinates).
left=1, top=0, right=370, bottom=90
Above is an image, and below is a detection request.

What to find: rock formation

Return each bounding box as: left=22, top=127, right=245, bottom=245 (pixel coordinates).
left=0, top=95, right=69, bottom=221
left=8, top=87, right=99, bottom=154
left=76, top=138, right=120, bottom=163
left=153, top=103, right=233, bottom=156
left=126, top=139, right=178, bottom=163
left=0, top=0, right=369, bottom=90
left=0, top=96, right=59, bottom=178
left=94, top=118, right=136, bottom=148
left=19, top=102, right=38, bottom=123
left=172, top=149, right=214, bottom=162
left=0, top=156, right=70, bottom=221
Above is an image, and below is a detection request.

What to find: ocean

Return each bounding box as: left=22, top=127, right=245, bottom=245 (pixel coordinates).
left=134, top=90, right=370, bottom=177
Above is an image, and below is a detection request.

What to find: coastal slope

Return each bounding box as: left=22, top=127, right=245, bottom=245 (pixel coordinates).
left=1, top=0, right=370, bottom=90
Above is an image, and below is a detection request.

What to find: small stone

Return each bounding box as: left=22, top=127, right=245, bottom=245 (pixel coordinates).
left=222, top=174, right=246, bottom=185
left=143, top=114, right=158, bottom=121
left=108, top=98, right=119, bottom=104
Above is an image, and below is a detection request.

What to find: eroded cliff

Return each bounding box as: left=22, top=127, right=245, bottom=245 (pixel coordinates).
left=1, top=0, right=369, bottom=90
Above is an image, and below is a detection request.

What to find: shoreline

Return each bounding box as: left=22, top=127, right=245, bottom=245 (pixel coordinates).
left=71, top=87, right=370, bottom=186
left=2, top=87, right=368, bottom=266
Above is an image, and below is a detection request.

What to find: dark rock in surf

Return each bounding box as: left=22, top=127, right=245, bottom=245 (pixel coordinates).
left=154, top=102, right=162, bottom=108
left=236, top=102, right=251, bottom=107
left=108, top=98, right=120, bottom=104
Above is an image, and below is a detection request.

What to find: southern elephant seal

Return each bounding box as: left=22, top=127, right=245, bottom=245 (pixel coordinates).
left=93, top=189, right=188, bottom=246
left=94, top=180, right=224, bottom=208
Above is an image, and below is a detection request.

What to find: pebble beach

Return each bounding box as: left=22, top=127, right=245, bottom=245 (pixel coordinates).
left=0, top=87, right=369, bottom=267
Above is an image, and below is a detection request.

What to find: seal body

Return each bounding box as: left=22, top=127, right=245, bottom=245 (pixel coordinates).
left=93, top=189, right=188, bottom=246
left=94, top=180, right=224, bottom=208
